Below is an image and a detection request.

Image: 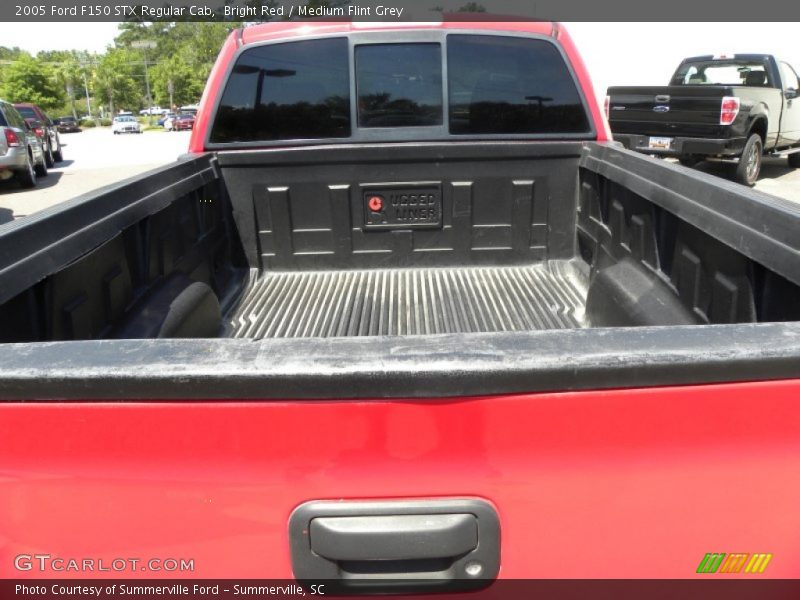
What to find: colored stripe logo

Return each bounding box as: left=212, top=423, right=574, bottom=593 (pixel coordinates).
left=697, top=553, right=772, bottom=574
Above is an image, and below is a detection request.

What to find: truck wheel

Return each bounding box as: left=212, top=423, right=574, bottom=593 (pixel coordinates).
left=679, top=157, right=701, bottom=167
left=788, top=153, right=800, bottom=168
left=17, top=151, right=37, bottom=189
left=34, top=152, right=48, bottom=177
left=44, top=142, right=55, bottom=168
left=735, top=134, right=762, bottom=186
left=53, top=142, right=63, bottom=163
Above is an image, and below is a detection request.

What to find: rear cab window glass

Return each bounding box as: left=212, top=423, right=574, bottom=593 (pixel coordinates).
left=355, top=44, right=443, bottom=127
left=671, top=59, right=771, bottom=86
left=447, top=35, right=590, bottom=134
left=15, top=106, right=37, bottom=120
left=4, top=106, right=24, bottom=129
left=208, top=33, right=592, bottom=144
left=210, top=38, right=351, bottom=143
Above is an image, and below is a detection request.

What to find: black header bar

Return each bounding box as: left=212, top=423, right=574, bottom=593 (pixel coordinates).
left=5, top=0, right=800, bottom=22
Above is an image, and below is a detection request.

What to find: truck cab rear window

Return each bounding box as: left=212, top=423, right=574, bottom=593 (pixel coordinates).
left=447, top=35, right=590, bottom=135
left=209, top=34, right=591, bottom=144
left=210, top=38, right=350, bottom=143
left=355, top=43, right=443, bottom=128
left=671, top=60, right=771, bottom=86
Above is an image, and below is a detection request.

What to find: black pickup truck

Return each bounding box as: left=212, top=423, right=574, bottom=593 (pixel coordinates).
left=607, top=54, right=800, bottom=185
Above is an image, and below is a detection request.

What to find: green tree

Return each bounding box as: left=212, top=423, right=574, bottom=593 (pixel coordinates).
left=113, top=22, right=237, bottom=107
left=39, top=50, right=85, bottom=119
left=0, top=46, right=26, bottom=60
left=151, top=52, right=205, bottom=109
left=94, top=48, right=140, bottom=116
left=0, top=54, right=63, bottom=112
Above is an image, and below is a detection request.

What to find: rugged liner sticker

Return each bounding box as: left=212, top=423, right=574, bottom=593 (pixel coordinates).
left=362, top=184, right=443, bottom=230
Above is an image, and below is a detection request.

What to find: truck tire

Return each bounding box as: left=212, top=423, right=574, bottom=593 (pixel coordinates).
left=17, top=151, right=37, bottom=189
left=679, top=157, right=701, bottom=167
left=53, top=142, right=63, bottom=163
left=44, top=142, right=55, bottom=168
left=788, top=152, right=800, bottom=168
left=34, top=152, right=48, bottom=177
left=735, top=133, right=762, bottom=186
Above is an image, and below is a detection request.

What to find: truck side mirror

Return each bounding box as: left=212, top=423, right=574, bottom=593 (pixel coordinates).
left=786, top=88, right=798, bottom=100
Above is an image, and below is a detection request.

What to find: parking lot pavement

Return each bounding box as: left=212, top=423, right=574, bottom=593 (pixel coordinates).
left=685, top=156, right=800, bottom=203
left=0, top=127, right=192, bottom=221
left=742, top=157, right=800, bottom=203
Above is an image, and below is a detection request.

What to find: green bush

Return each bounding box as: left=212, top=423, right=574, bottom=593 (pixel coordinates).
left=80, top=119, right=96, bottom=128
left=99, top=118, right=112, bottom=127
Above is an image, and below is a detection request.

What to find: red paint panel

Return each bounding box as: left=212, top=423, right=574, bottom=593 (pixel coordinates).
left=2, top=380, right=799, bottom=579
left=240, top=20, right=558, bottom=46
left=187, top=30, right=239, bottom=154
left=556, top=25, right=611, bottom=140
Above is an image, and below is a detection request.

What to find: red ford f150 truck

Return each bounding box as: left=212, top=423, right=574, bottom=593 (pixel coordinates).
left=1, top=21, right=799, bottom=591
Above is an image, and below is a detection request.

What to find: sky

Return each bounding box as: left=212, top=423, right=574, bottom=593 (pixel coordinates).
left=0, top=22, right=121, bottom=54
left=565, top=23, right=800, bottom=104
left=1, top=21, right=799, bottom=106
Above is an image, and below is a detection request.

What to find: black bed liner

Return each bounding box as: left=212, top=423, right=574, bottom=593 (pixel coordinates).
left=226, top=261, right=586, bottom=338
left=1, top=142, right=800, bottom=400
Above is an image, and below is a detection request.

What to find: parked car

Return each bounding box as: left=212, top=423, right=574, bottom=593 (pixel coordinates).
left=607, top=54, right=800, bottom=185
left=54, top=116, right=81, bottom=133
left=2, top=22, right=800, bottom=584
left=171, top=114, right=195, bottom=131
left=13, top=102, right=63, bottom=168
left=21, top=118, right=48, bottom=156
left=111, top=115, right=142, bottom=134
left=0, top=99, right=48, bottom=188
left=157, top=112, right=176, bottom=127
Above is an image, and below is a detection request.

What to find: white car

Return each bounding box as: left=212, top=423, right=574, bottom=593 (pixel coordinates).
left=112, top=116, right=142, bottom=134
left=179, top=104, right=199, bottom=115
left=139, top=106, right=169, bottom=116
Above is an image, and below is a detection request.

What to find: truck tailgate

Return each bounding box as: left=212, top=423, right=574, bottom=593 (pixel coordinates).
left=607, top=85, right=730, bottom=137
left=2, top=379, right=800, bottom=579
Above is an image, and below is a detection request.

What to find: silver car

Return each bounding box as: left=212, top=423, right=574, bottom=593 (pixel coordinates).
left=112, top=115, right=142, bottom=134
left=0, top=100, right=47, bottom=189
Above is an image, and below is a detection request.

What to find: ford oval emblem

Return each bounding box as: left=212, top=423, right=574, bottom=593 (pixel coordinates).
left=653, top=105, right=670, bottom=113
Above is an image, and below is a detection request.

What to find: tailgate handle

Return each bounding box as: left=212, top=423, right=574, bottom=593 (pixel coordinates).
left=655, top=94, right=671, bottom=103
left=290, top=499, right=500, bottom=593
left=310, top=514, right=477, bottom=561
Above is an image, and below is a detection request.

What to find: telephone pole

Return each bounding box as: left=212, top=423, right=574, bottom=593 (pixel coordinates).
left=131, top=40, right=157, bottom=120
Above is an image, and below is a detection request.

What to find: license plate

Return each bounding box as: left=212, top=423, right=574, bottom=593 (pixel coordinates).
left=648, top=136, right=673, bottom=150
left=363, top=184, right=442, bottom=230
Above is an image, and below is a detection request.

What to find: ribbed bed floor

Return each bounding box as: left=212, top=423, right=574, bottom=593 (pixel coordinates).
left=225, top=261, right=588, bottom=339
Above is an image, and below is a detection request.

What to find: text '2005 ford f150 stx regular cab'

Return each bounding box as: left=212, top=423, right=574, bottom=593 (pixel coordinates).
left=608, top=54, right=800, bottom=186
left=1, top=21, right=800, bottom=591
